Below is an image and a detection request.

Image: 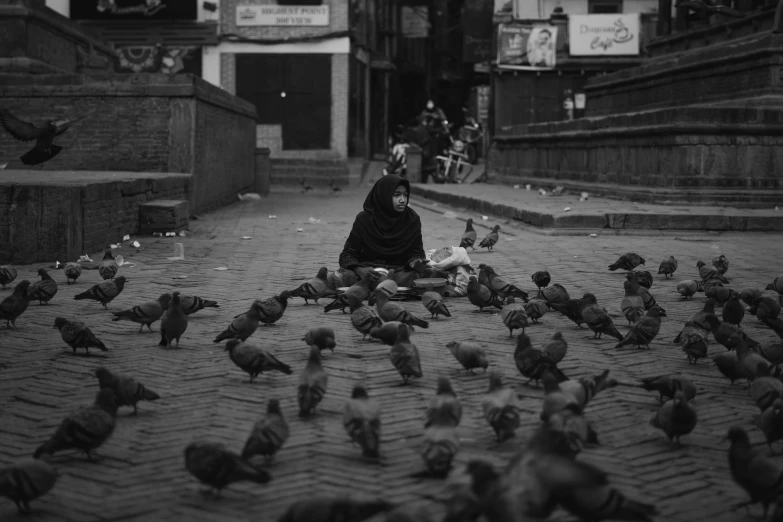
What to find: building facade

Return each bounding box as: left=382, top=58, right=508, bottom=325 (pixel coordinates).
left=208, top=0, right=349, bottom=160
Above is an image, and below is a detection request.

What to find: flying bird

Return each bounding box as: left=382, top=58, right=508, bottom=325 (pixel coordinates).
left=0, top=107, right=90, bottom=165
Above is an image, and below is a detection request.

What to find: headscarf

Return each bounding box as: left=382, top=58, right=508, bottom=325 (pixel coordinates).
left=350, top=175, right=421, bottom=258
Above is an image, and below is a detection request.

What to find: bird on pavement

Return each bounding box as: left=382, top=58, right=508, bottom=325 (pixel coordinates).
left=421, top=283, right=451, bottom=319
left=542, top=332, right=568, bottom=363
left=54, top=317, right=108, bottom=355
left=675, top=322, right=709, bottom=364
left=726, top=426, right=783, bottom=519
left=0, top=458, right=59, bottom=514
left=323, top=270, right=379, bottom=314
left=500, top=296, right=528, bottom=337
left=425, top=377, right=462, bottom=428
left=480, top=264, right=529, bottom=301
left=459, top=218, right=477, bottom=250
left=531, top=270, right=551, bottom=297
left=158, top=291, right=188, bottom=349
left=676, top=279, right=702, bottom=299
left=26, top=268, right=57, bottom=305
left=581, top=297, right=624, bottom=340
left=515, top=333, right=568, bottom=386
left=524, top=299, right=549, bottom=324
left=374, top=291, right=429, bottom=329
left=213, top=301, right=265, bottom=343
left=63, top=262, right=81, bottom=284
left=548, top=293, right=597, bottom=328
left=0, top=107, right=90, bottom=165
left=389, top=323, right=423, bottom=384
left=291, top=267, right=339, bottom=305
left=697, top=260, right=729, bottom=283
left=178, top=295, right=219, bottom=316
left=481, top=372, right=520, bottom=442
left=0, top=279, right=31, bottom=328
left=445, top=341, right=488, bottom=374
left=608, top=252, right=645, bottom=271
left=298, top=345, right=329, bottom=417
left=111, top=293, right=171, bottom=332
left=184, top=442, right=270, bottom=496
left=242, top=399, right=290, bottom=461
left=343, top=384, right=382, bottom=459
left=649, top=385, right=698, bottom=447
left=478, top=225, right=500, bottom=252
left=303, top=326, right=336, bottom=356
left=0, top=265, right=17, bottom=288
left=93, top=367, right=160, bottom=415
left=625, top=273, right=661, bottom=312
left=73, top=276, right=126, bottom=309
left=225, top=340, right=292, bottom=383
left=615, top=305, right=666, bottom=349
left=257, top=290, right=292, bottom=326
left=347, top=293, right=382, bottom=340
left=98, top=249, right=118, bottom=281
left=657, top=256, right=678, bottom=278
left=467, top=276, right=503, bottom=312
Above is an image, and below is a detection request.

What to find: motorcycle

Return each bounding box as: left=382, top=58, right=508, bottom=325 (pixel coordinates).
left=432, top=137, right=473, bottom=184
left=458, top=115, right=484, bottom=165
left=383, top=127, right=409, bottom=177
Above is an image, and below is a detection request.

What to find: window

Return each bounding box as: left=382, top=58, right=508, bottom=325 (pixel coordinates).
left=588, top=0, right=623, bottom=13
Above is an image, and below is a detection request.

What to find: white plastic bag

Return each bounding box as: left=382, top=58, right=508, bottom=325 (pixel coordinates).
left=425, top=246, right=471, bottom=270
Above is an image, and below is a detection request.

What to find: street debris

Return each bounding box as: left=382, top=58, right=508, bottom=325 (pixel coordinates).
left=538, top=189, right=547, bottom=196
left=563, top=207, right=571, bottom=212
left=443, top=211, right=457, bottom=219
left=481, top=215, right=488, bottom=220
left=172, top=275, right=187, bottom=279
left=579, top=192, right=589, bottom=201
left=165, top=232, right=176, bottom=237
left=590, top=233, right=598, bottom=237
left=122, top=234, right=130, bottom=241
left=110, top=243, right=120, bottom=249
left=167, top=243, right=185, bottom=261
left=308, top=217, right=322, bottom=224
left=525, top=184, right=531, bottom=190
left=79, top=255, right=93, bottom=263
left=131, top=241, right=140, bottom=248
left=213, top=266, right=229, bottom=271
left=296, top=228, right=304, bottom=232
left=51, top=261, right=61, bottom=269
left=241, top=236, right=253, bottom=240
left=552, top=186, right=564, bottom=196
left=178, top=231, right=189, bottom=237
left=238, top=193, right=262, bottom=201
left=269, top=215, right=277, bottom=219
left=153, top=232, right=163, bottom=237
left=513, top=184, right=520, bottom=189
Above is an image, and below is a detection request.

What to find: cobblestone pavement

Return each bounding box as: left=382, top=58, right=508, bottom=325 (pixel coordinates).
left=2, top=178, right=783, bottom=522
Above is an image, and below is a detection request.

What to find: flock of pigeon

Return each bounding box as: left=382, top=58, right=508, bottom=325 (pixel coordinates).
left=2, top=218, right=783, bottom=521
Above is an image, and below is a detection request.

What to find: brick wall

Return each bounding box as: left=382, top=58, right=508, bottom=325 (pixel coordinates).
left=0, top=74, right=258, bottom=214
left=0, top=172, right=190, bottom=264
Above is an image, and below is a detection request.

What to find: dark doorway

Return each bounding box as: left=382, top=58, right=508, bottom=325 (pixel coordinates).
left=236, top=54, right=332, bottom=150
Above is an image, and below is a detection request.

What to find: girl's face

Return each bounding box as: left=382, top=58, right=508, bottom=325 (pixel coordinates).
left=392, top=186, right=408, bottom=212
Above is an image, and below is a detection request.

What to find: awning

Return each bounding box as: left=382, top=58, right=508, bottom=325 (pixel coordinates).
left=77, top=21, right=219, bottom=47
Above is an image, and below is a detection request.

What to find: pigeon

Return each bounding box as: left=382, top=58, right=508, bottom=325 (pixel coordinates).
left=741, top=288, right=766, bottom=308
left=179, top=295, right=219, bottom=316
left=467, top=276, right=503, bottom=312
left=621, top=285, right=645, bottom=326
left=729, top=336, right=775, bottom=382
left=755, top=398, right=783, bottom=452
left=291, top=267, right=339, bottom=304
left=158, top=291, right=188, bottom=349
left=242, top=399, right=290, bottom=461
left=0, top=265, right=18, bottom=288
left=624, top=273, right=661, bottom=312
left=53, top=317, right=108, bottom=355
left=581, top=299, right=624, bottom=340
left=0, top=279, right=31, bottom=328
left=445, top=341, right=488, bottom=374
left=276, top=496, right=393, bottom=522
left=27, top=268, right=57, bottom=305
left=323, top=270, right=379, bottom=314
left=389, top=323, right=423, bottom=384
left=347, top=293, right=383, bottom=340
left=639, top=374, right=697, bottom=403
left=0, top=458, right=58, bottom=514
left=632, top=270, right=654, bottom=290
left=537, top=407, right=599, bottom=458
left=480, top=265, right=529, bottom=301
left=374, top=291, right=429, bottom=329
left=369, top=321, right=402, bottom=346
left=703, top=278, right=725, bottom=294
left=459, top=218, right=477, bottom=250
left=531, top=270, right=551, bottom=297
left=657, top=256, right=678, bottom=278
left=524, top=299, right=548, bottom=324
left=755, top=341, right=783, bottom=367
left=500, top=296, right=528, bottom=337
left=649, top=387, right=698, bottom=447
left=723, top=291, right=745, bottom=326
left=726, top=426, right=783, bottom=518
left=425, top=377, right=462, bottom=428
left=98, top=249, right=118, bottom=281
left=608, top=252, right=645, bottom=271
left=93, top=367, right=159, bottom=415
left=411, top=259, right=450, bottom=280
left=481, top=372, right=521, bottom=442
left=703, top=314, right=760, bottom=349
left=0, top=108, right=89, bottom=165
left=111, top=293, right=171, bottom=332
left=752, top=295, right=782, bottom=321
left=258, top=290, right=292, bottom=326
left=768, top=276, right=783, bottom=295
left=705, top=285, right=734, bottom=307
left=63, top=262, right=82, bottom=284
left=374, top=278, right=399, bottom=300
left=548, top=293, right=597, bottom=328
left=615, top=305, right=666, bottom=349
left=418, top=409, right=460, bottom=479
left=559, top=370, right=617, bottom=412
left=712, top=253, right=730, bottom=275
left=540, top=372, right=581, bottom=421
left=329, top=178, right=342, bottom=193
left=514, top=333, right=568, bottom=386
left=303, top=326, right=336, bottom=356
left=33, top=389, right=118, bottom=461
left=225, top=339, right=292, bottom=383
left=761, top=317, right=783, bottom=339
left=184, top=442, right=270, bottom=495
left=676, top=322, right=709, bottom=364
left=298, top=345, right=328, bottom=417
left=421, top=283, right=450, bottom=319
left=478, top=225, right=500, bottom=251
left=300, top=177, right=313, bottom=193
left=713, top=350, right=744, bottom=386
left=542, top=332, right=568, bottom=364
left=674, top=298, right=717, bottom=339
left=697, top=260, right=729, bottom=283
left=73, top=276, right=126, bottom=309
left=749, top=364, right=783, bottom=412
left=343, top=384, right=382, bottom=458
left=540, top=282, right=571, bottom=306
left=213, top=301, right=265, bottom=343
left=676, top=279, right=702, bottom=299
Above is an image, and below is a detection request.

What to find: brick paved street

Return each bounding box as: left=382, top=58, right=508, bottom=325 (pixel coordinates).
left=2, top=176, right=783, bottom=522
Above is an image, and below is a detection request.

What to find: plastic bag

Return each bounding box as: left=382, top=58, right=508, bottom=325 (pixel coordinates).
left=425, top=246, right=471, bottom=270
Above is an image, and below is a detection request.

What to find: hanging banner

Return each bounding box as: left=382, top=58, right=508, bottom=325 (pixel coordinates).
left=462, top=0, right=494, bottom=63
left=568, top=14, right=640, bottom=56
left=496, top=24, right=558, bottom=70
left=70, top=0, right=197, bottom=21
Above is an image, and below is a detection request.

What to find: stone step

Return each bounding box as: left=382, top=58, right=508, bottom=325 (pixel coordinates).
left=138, top=199, right=189, bottom=235
left=270, top=160, right=350, bottom=187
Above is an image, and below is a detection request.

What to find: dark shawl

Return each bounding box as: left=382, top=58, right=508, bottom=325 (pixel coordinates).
left=339, top=175, right=423, bottom=268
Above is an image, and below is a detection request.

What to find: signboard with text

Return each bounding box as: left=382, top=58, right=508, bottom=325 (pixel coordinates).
left=497, top=24, right=558, bottom=70
left=568, top=14, right=640, bottom=56
left=236, top=5, right=329, bottom=26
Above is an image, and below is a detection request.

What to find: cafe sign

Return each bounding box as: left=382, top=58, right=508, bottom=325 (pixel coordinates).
left=236, top=5, right=329, bottom=26
left=568, top=14, right=639, bottom=56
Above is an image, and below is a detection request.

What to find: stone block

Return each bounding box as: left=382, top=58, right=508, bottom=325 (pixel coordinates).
left=138, top=199, right=189, bottom=235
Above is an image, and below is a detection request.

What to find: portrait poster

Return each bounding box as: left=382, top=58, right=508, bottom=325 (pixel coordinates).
left=496, top=24, right=558, bottom=70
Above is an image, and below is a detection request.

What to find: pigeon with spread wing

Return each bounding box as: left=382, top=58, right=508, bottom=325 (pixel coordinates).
left=0, top=108, right=89, bottom=165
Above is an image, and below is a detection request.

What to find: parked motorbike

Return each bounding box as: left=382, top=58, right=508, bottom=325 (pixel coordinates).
left=458, top=115, right=483, bottom=164
left=432, top=138, right=473, bottom=184
left=383, top=140, right=409, bottom=177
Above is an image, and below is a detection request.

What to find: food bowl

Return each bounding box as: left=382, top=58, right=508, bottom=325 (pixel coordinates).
left=412, top=278, right=448, bottom=296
